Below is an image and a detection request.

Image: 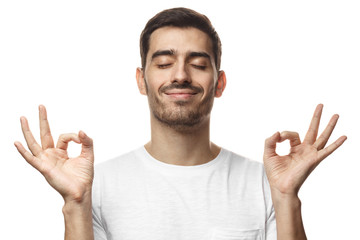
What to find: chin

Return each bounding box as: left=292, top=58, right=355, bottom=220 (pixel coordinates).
left=152, top=108, right=210, bottom=133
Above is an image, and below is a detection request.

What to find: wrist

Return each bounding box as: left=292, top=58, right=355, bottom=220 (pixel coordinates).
left=62, top=190, right=94, bottom=240
left=270, top=188, right=307, bottom=240
left=270, top=187, right=301, bottom=209
left=63, top=185, right=93, bottom=203
left=62, top=190, right=92, bottom=216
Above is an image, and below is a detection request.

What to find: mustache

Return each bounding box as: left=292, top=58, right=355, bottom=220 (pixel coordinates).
left=160, top=82, right=202, bottom=93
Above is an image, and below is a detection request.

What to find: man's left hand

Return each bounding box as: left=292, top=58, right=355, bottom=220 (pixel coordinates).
left=263, top=104, right=347, bottom=196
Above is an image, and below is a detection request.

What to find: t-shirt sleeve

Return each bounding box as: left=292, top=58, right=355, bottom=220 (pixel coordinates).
left=93, top=208, right=107, bottom=240
left=92, top=168, right=107, bottom=240
left=265, top=204, right=277, bottom=239
left=263, top=167, right=277, bottom=240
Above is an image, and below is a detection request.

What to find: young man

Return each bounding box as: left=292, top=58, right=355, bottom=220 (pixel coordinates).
left=15, top=8, right=346, bottom=240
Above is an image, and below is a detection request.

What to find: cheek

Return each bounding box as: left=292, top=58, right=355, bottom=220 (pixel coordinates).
left=197, top=74, right=217, bottom=93
left=145, top=71, right=168, bottom=93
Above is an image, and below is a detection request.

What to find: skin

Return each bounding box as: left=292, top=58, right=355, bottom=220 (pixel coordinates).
left=15, top=27, right=346, bottom=240
left=263, top=104, right=347, bottom=239
left=14, top=105, right=94, bottom=240
left=136, top=27, right=227, bottom=166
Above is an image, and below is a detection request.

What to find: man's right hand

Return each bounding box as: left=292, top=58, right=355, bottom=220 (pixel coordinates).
left=14, top=105, right=94, bottom=203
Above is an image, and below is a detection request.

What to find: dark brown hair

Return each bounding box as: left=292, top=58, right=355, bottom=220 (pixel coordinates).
left=140, top=7, right=222, bottom=71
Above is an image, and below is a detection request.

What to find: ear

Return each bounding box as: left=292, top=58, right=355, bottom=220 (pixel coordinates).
left=136, top=67, right=147, bottom=95
left=215, top=70, right=227, bottom=98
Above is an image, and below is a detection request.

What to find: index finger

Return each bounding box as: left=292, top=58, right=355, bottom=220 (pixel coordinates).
left=264, top=132, right=280, bottom=160
left=39, top=105, right=54, bottom=149
left=303, top=104, right=323, bottom=144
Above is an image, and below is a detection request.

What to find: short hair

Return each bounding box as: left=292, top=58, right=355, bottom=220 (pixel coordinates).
left=140, top=7, right=222, bottom=71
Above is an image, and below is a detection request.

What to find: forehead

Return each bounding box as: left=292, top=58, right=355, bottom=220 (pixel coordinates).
left=148, top=27, right=214, bottom=58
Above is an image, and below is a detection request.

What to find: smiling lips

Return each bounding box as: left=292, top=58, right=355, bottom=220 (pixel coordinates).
left=164, top=90, right=198, bottom=99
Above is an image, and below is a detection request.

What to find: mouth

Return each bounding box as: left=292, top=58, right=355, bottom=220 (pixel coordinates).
left=160, top=82, right=202, bottom=101
left=165, top=91, right=197, bottom=99
left=165, top=90, right=198, bottom=94
left=164, top=90, right=198, bottom=100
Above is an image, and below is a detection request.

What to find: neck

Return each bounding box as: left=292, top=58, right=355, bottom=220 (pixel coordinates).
left=144, top=115, right=220, bottom=166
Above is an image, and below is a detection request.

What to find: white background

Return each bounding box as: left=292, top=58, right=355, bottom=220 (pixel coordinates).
left=1, top=0, right=359, bottom=239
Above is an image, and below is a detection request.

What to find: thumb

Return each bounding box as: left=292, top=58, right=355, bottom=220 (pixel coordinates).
left=264, top=131, right=280, bottom=160
left=79, top=130, right=94, bottom=159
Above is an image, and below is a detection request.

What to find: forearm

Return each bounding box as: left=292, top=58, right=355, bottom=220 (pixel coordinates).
left=62, top=191, right=94, bottom=240
left=271, top=189, right=307, bottom=240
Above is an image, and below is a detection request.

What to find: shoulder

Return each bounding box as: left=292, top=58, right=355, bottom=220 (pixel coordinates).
left=222, top=148, right=273, bottom=204
left=222, top=148, right=264, bottom=173
left=220, top=148, right=268, bottom=189
left=94, top=146, right=144, bottom=177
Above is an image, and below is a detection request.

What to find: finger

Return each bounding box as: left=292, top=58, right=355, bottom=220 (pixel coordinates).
left=318, top=135, right=347, bottom=161
left=264, top=132, right=280, bottom=159
left=280, top=131, right=301, bottom=147
left=14, top=141, right=41, bottom=170
left=314, top=114, right=339, bottom=150
left=56, top=133, right=81, bottom=151
left=79, top=131, right=94, bottom=159
left=20, top=116, right=42, bottom=156
left=39, top=105, right=55, bottom=149
left=303, top=104, right=323, bottom=144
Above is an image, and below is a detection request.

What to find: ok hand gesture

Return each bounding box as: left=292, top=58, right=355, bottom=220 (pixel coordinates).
left=14, top=105, right=94, bottom=203
left=263, top=104, right=347, bottom=196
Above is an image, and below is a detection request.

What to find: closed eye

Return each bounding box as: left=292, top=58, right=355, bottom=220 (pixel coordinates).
left=191, top=64, right=206, bottom=70
left=158, top=64, right=172, bottom=69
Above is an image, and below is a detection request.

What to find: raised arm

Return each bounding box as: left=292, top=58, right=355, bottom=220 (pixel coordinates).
left=263, top=104, right=347, bottom=240
left=14, top=105, right=94, bottom=240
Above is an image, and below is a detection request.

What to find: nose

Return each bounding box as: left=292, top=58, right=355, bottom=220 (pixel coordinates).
left=172, top=61, right=191, bottom=84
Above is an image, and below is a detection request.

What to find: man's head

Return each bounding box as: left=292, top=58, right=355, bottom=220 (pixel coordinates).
left=136, top=8, right=226, bottom=132
left=139, top=7, right=222, bottom=72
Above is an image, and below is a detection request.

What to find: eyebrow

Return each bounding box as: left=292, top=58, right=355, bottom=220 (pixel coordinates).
left=151, top=49, right=176, bottom=60
left=151, top=50, right=211, bottom=61
left=188, top=51, right=211, bottom=60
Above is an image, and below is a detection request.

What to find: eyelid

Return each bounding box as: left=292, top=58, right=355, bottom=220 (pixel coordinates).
left=157, top=63, right=172, bottom=69
left=189, top=59, right=208, bottom=69
left=189, top=57, right=208, bottom=64
left=153, top=56, right=174, bottom=67
left=191, top=64, right=206, bottom=70
left=153, top=55, right=174, bottom=62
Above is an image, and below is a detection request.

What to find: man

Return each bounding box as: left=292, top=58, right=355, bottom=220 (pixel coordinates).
left=14, top=7, right=346, bottom=240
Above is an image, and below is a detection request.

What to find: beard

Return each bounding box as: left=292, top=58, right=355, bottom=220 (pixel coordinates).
left=145, top=80, right=216, bottom=132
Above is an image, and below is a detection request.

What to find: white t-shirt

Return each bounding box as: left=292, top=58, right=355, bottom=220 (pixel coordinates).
left=92, top=147, right=277, bottom=240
